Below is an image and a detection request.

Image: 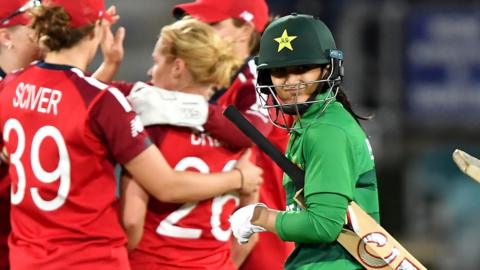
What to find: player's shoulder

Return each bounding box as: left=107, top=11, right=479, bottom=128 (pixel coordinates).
left=68, top=67, right=110, bottom=91
left=0, top=63, right=34, bottom=85
left=64, top=67, right=130, bottom=110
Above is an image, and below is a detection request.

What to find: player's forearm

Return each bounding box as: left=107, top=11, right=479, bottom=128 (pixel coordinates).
left=125, top=146, right=237, bottom=202
left=204, top=104, right=252, bottom=149
left=120, top=175, right=149, bottom=251
left=204, top=105, right=273, bottom=149
left=251, top=207, right=279, bottom=233
left=92, top=61, right=121, bottom=82
left=274, top=193, right=348, bottom=243
left=124, top=223, right=144, bottom=252
left=165, top=170, right=241, bottom=203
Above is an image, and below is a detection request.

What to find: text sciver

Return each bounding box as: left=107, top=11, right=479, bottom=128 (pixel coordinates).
left=12, top=82, right=62, bottom=115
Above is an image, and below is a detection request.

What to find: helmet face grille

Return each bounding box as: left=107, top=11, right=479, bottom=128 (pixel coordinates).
left=255, top=59, right=341, bottom=131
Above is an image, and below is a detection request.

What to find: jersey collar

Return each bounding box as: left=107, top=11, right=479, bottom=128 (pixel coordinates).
left=36, top=61, right=77, bottom=71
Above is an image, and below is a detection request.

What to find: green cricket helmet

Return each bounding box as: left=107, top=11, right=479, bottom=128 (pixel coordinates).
left=257, top=13, right=339, bottom=69
left=255, top=14, right=344, bottom=129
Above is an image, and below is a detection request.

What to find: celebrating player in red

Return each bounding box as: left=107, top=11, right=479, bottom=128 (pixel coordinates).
left=123, top=17, right=258, bottom=270
left=0, top=0, right=262, bottom=269
left=0, top=1, right=134, bottom=268
left=172, top=0, right=295, bottom=268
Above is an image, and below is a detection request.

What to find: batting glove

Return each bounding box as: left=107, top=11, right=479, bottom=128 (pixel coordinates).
left=229, top=203, right=267, bottom=244
left=127, top=82, right=208, bottom=131
left=453, top=149, right=480, bottom=182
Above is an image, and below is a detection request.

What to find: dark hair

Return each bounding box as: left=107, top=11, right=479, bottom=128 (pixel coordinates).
left=335, top=86, right=371, bottom=123
left=319, top=64, right=371, bottom=124
left=31, top=6, right=94, bottom=52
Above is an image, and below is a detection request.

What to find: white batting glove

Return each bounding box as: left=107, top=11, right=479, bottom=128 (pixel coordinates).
left=453, top=149, right=480, bottom=182
left=127, top=82, right=208, bottom=130
left=229, top=203, right=267, bottom=244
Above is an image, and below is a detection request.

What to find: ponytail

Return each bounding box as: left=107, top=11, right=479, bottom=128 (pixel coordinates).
left=161, top=17, right=242, bottom=88
left=336, top=86, right=372, bottom=124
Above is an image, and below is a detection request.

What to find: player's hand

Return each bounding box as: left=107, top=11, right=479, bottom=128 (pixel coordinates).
left=235, top=149, right=263, bottom=194
left=229, top=203, right=267, bottom=244
left=100, top=6, right=125, bottom=66
left=453, top=149, right=480, bottom=182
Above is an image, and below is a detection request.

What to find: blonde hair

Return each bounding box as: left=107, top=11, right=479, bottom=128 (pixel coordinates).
left=160, top=17, right=241, bottom=88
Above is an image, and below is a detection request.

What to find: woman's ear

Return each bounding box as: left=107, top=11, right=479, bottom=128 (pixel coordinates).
left=238, top=22, right=255, bottom=43
left=172, top=57, right=186, bottom=79
left=0, top=28, right=13, bottom=49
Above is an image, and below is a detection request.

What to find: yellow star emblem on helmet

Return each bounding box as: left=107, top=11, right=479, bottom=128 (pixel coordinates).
left=274, top=29, right=297, bottom=52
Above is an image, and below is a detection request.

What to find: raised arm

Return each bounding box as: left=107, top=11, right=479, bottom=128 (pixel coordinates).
left=92, top=6, right=125, bottom=82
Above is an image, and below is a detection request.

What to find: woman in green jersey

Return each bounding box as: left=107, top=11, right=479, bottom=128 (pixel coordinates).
left=229, top=13, right=380, bottom=270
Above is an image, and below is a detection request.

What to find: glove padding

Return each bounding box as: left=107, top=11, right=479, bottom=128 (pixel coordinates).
left=229, top=203, right=267, bottom=244
left=127, top=82, right=208, bottom=130
left=453, top=149, right=480, bottom=183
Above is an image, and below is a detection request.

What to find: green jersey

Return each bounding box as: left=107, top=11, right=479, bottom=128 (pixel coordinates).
left=274, top=94, right=380, bottom=270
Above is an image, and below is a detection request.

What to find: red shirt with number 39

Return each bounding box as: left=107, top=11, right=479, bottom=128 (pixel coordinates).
left=0, top=62, right=151, bottom=270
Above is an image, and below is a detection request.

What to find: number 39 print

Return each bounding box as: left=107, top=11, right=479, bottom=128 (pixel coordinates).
left=3, top=118, right=71, bottom=211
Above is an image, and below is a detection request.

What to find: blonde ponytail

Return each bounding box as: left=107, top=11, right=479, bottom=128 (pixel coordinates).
left=160, top=17, right=242, bottom=88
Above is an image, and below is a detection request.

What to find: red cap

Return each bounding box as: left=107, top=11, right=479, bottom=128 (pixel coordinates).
left=44, top=0, right=111, bottom=28
left=0, top=0, right=34, bottom=28
left=173, top=0, right=269, bottom=32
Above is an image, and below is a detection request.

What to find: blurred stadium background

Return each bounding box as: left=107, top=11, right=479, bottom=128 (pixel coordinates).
left=96, top=0, right=480, bottom=269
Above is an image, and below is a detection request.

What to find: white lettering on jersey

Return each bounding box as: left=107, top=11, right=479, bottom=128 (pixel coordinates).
left=365, top=138, right=374, bottom=160
left=130, top=115, right=144, bottom=137
left=12, top=82, right=62, bottom=115
left=190, top=132, right=221, bottom=147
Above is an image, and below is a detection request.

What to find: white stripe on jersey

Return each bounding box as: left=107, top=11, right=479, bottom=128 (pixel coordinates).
left=247, top=58, right=257, bottom=80
left=238, top=73, right=247, bottom=83
left=108, top=87, right=132, bottom=112
left=70, top=68, right=109, bottom=90
left=70, top=67, right=132, bottom=112
left=245, top=109, right=269, bottom=123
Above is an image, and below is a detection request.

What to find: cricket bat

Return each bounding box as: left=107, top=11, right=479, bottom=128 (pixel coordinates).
left=452, top=149, right=480, bottom=183
left=224, top=105, right=427, bottom=270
